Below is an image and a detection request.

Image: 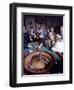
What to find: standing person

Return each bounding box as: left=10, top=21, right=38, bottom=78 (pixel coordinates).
left=60, top=26, right=63, bottom=39
left=49, top=27, right=55, bottom=40
left=39, top=25, right=45, bottom=43
left=29, top=26, right=34, bottom=42
left=23, top=26, right=30, bottom=48
left=49, top=27, right=55, bottom=46
left=47, top=28, right=50, bottom=37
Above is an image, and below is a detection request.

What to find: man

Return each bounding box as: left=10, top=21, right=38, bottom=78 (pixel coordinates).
left=52, top=34, right=64, bottom=53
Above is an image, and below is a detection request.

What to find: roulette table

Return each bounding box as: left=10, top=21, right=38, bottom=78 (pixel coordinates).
left=23, top=43, right=63, bottom=74
left=24, top=51, right=54, bottom=74
left=24, top=51, right=63, bottom=74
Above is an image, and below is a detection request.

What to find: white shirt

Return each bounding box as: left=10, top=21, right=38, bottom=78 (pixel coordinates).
left=52, top=40, right=64, bottom=53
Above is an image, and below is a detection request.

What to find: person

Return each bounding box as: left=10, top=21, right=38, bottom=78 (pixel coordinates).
left=43, top=37, right=52, bottom=50
left=39, top=25, right=45, bottom=43
left=30, top=27, right=34, bottom=36
left=49, top=27, right=55, bottom=40
left=52, top=34, right=64, bottom=53
left=40, top=29, right=44, bottom=39
left=60, top=26, right=63, bottom=39
left=29, top=26, right=34, bottom=42
left=56, top=34, right=62, bottom=40
left=47, top=28, right=50, bottom=37
left=49, top=27, right=55, bottom=46
left=35, top=32, right=40, bottom=43
left=23, top=28, right=30, bottom=48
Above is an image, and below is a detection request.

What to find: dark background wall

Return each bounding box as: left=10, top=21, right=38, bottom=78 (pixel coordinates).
left=23, top=15, right=63, bottom=33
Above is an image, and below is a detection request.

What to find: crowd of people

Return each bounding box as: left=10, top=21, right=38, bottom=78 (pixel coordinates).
left=23, top=24, right=63, bottom=53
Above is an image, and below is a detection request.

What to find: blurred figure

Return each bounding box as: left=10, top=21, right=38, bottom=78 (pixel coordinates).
left=39, top=25, right=45, bottom=42
left=49, top=27, right=55, bottom=40
left=52, top=33, right=64, bottom=53
left=43, top=37, right=52, bottom=50
left=60, top=26, right=63, bottom=39
left=30, top=26, right=34, bottom=42
left=49, top=27, right=55, bottom=46
left=30, top=26, right=34, bottom=36
left=23, top=26, right=30, bottom=48
left=40, top=27, right=44, bottom=38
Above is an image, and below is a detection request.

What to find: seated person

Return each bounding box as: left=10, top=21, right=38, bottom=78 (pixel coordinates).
left=43, top=37, right=52, bottom=50
left=52, top=34, right=64, bottom=53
